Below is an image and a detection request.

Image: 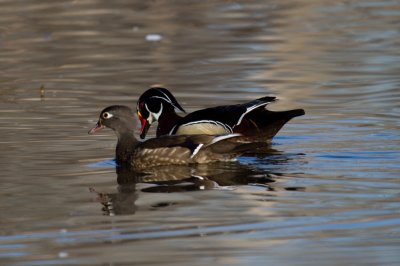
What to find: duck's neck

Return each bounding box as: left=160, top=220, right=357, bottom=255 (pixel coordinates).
left=115, top=128, right=139, bottom=165
left=157, top=110, right=182, bottom=136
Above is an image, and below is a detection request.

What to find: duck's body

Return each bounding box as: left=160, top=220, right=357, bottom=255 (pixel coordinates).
left=136, top=87, right=305, bottom=141
left=89, top=105, right=266, bottom=169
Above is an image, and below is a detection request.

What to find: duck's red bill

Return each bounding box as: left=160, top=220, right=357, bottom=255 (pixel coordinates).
left=88, top=121, right=105, bottom=135
left=137, top=112, right=150, bottom=139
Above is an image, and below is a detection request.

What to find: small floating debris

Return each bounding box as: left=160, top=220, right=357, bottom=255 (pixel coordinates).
left=145, top=34, right=162, bottom=42
left=58, top=251, right=69, bottom=258
left=40, top=85, right=45, bottom=100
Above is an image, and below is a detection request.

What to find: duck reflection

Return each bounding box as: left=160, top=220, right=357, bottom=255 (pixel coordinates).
left=91, top=145, right=306, bottom=216
left=91, top=163, right=275, bottom=216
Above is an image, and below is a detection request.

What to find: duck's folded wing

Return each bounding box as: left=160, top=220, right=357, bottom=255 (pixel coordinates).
left=171, top=96, right=276, bottom=134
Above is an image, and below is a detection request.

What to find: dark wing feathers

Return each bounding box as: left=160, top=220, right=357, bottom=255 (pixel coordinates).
left=234, top=108, right=305, bottom=139
left=256, top=96, right=276, bottom=102
left=172, top=97, right=275, bottom=133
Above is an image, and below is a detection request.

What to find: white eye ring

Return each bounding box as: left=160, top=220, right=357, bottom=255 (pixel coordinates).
left=102, top=112, right=113, bottom=119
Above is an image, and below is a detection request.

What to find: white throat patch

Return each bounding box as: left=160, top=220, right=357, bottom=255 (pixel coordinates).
left=145, top=102, right=163, bottom=124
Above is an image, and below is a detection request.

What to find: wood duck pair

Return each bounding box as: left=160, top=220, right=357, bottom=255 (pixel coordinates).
left=136, top=87, right=305, bottom=141
left=89, top=105, right=268, bottom=169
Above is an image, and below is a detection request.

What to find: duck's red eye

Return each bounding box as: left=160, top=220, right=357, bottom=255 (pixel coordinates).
left=139, top=102, right=145, bottom=110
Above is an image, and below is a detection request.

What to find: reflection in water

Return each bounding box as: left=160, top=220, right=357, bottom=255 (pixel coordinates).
left=90, top=184, right=138, bottom=216
left=91, top=149, right=305, bottom=216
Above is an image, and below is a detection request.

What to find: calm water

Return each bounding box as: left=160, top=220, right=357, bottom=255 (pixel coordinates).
left=1, top=0, right=400, bottom=265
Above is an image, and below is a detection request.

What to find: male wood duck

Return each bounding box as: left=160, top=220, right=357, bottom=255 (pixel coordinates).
left=136, top=87, right=305, bottom=141
left=89, top=105, right=267, bottom=169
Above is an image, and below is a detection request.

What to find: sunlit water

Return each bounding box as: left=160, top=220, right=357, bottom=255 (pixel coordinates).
left=1, top=1, right=400, bottom=265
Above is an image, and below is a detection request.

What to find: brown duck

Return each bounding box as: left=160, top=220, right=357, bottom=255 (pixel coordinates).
left=89, top=105, right=267, bottom=170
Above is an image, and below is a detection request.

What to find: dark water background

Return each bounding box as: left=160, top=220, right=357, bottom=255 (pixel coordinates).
left=1, top=0, right=400, bottom=265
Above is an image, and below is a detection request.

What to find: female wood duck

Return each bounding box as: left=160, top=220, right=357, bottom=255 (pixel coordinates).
left=136, top=87, right=305, bottom=141
left=88, top=105, right=267, bottom=169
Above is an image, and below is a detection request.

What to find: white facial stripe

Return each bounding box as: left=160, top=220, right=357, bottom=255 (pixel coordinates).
left=158, top=90, right=172, bottom=102
left=236, top=102, right=268, bottom=126
left=150, top=95, right=171, bottom=104
left=144, top=103, right=153, bottom=124
left=150, top=95, right=182, bottom=112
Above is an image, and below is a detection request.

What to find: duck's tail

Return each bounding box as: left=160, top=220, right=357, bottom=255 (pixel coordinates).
left=235, top=108, right=305, bottom=141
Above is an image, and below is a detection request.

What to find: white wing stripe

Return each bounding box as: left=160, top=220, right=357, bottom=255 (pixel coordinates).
left=206, top=133, right=241, bottom=146
left=169, top=125, right=177, bottom=135
left=190, top=144, right=204, bottom=158
left=235, top=102, right=268, bottom=126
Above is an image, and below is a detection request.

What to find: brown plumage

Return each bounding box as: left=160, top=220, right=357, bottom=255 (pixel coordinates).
left=89, top=105, right=267, bottom=170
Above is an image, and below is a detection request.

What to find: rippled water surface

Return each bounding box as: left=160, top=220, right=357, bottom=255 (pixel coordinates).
left=1, top=1, right=400, bottom=265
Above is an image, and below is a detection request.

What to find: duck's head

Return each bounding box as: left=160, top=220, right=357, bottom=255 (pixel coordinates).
left=89, top=105, right=135, bottom=136
left=136, top=87, right=185, bottom=139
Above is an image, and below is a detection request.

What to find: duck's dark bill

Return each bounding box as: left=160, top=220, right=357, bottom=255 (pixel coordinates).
left=88, top=122, right=105, bottom=135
